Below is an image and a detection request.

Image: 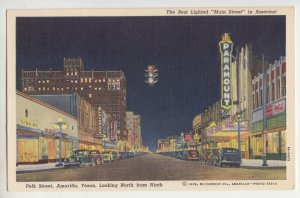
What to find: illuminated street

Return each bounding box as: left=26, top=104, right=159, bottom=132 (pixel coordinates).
left=17, top=153, right=286, bottom=181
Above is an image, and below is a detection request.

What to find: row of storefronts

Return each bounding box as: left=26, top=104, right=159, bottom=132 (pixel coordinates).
left=16, top=91, right=119, bottom=164
left=16, top=91, right=140, bottom=164
left=157, top=38, right=286, bottom=161
left=16, top=92, right=79, bottom=164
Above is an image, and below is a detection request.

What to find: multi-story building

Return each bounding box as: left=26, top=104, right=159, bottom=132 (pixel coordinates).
left=126, top=112, right=142, bottom=151
left=251, top=56, right=286, bottom=160
left=200, top=41, right=256, bottom=158
left=21, top=57, right=127, bottom=141
left=30, top=94, right=113, bottom=150
left=16, top=91, right=78, bottom=164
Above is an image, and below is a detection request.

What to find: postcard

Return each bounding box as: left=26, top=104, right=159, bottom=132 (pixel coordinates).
left=6, top=7, right=295, bottom=191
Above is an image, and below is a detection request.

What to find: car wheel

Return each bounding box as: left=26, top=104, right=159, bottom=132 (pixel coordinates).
left=79, top=162, right=85, bottom=168
left=96, top=159, right=100, bottom=165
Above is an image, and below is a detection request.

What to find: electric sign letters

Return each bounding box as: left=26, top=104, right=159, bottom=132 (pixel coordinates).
left=219, top=33, right=233, bottom=110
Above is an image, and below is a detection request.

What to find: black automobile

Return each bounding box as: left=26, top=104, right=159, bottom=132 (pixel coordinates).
left=64, top=149, right=97, bottom=168
left=214, top=148, right=242, bottom=167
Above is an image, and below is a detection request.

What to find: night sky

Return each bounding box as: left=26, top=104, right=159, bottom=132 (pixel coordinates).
left=16, top=16, right=285, bottom=150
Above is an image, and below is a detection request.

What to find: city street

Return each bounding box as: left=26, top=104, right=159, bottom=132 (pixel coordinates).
left=17, top=153, right=286, bottom=181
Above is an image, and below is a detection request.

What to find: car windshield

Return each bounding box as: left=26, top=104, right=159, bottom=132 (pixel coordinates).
left=74, top=150, right=86, bottom=155
left=223, top=149, right=238, bottom=153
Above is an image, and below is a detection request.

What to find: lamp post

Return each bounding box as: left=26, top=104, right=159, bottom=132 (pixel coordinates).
left=194, top=133, right=200, bottom=152
left=262, top=54, right=268, bottom=166
left=54, top=117, right=67, bottom=167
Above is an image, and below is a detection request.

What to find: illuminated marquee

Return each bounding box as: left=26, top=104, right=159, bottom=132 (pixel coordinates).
left=219, top=33, right=233, bottom=109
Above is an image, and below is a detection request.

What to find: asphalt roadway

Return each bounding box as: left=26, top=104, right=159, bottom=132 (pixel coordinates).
left=17, top=153, right=286, bottom=181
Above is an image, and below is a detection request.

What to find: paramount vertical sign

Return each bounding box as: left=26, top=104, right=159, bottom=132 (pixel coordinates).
left=219, top=33, right=233, bottom=110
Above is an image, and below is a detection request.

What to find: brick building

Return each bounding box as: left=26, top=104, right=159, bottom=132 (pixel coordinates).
left=21, top=57, right=127, bottom=141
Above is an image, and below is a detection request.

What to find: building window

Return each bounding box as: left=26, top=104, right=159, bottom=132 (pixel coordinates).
left=89, top=85, right=92, bottom=88
left=42, top=80, right=45, bottom=83
left=99, top=79, right=102, bottom=83
left=80, top=78, right=83, bottom=83
left=38, top=80, right=41, bottom=83
left=282, top=75, right=286, bottom=96
left=276, top=78, right=281, bottom=99
left=95, top=79, right=98, bottom=83
left=75, top=87, right=77, bottom=90
left=75, top=71, right=78, bottom=75
left=85, top=78, right=88, bottom=83
left=81, top=87, right=83, bottom=90
left=71, top=72, right=73, bottom=75
left=89, top=78, right=92, bottom=83
left=71, top=80, right=73, bottom=83
left=47, top=88, right=49, bottom=91
left=53, top=87, right=55, bottom=90
left=61, top=88, right=64, bottom=91
left=43, top=87, right=45, bottom=91
left=99, top=87, right=101, bottom=90
left=89, top=94, right=92, bottom=98
left=95, top=87, right=98, bottom=90
left=259, top=88, right=263, bottom=107
left=271, top=81, right=275, bottom=102
left=24, top=87, right=27, bottom=91
left=67, top=72, right=69, bottom=75
left=103, top=78, right=105, bottom=82
left=67, top=87, right=69, bottom=90
left=46, top=80, right=49, bottom=83
left=38, top=88, right=41, bottom=91
left=75, top=80, right=78, bottom=83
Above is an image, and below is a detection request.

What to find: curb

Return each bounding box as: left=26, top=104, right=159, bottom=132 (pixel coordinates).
left=240, top=166, right=286, bottom=169
left=17, top=167, right=64, bottom=174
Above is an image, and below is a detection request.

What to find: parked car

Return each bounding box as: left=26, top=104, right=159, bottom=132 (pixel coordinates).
left=214, top=148, right=242, bottom=167
left=112, top=152, right=120, bottom=160
left=102, top=151, right=113, bottom=163
left=89, top=150, right=104, bottom=165
left=185, top=150, right=199, bottom=160
left=64, top=149, right=96, bottom=168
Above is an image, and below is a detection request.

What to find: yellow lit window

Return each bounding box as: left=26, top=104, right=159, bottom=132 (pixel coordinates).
left=80, top=78, right=83, bottom=83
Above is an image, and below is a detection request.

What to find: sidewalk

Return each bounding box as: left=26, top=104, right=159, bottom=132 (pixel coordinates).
left=17, top=162, right=64, bottom=173
left=241, top=159, right=286, bottom=168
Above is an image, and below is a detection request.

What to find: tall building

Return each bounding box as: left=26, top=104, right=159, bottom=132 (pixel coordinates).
left=251, top=56, right=286, bottom=160
left=126, top=111, right=142, bottom=150
left=21, top=57, right=127, bottom=141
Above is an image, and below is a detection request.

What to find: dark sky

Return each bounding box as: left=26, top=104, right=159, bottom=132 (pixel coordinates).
left=16, top=16, right=285, bottom=150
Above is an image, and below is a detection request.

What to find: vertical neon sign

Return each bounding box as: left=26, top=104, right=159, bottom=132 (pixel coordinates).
left=219, top=33, right=233, bottom=110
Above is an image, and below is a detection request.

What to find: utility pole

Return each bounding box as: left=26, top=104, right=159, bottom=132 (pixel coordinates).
left=262, top=54, right=268, bottom=166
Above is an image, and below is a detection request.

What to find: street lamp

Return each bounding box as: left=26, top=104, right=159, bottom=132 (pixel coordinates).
left=54, top=117, right=67, bottom=167
left=262, top=54, right=268, bottom=166
left=194, top=133, right=200, bottom=152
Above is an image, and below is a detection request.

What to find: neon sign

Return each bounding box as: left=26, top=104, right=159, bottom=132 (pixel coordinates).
left=219, top=33, right=233, bottom=109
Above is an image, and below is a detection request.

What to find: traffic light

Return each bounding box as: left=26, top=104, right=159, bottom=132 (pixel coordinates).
left=145, top=65, right=158, bottom=86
